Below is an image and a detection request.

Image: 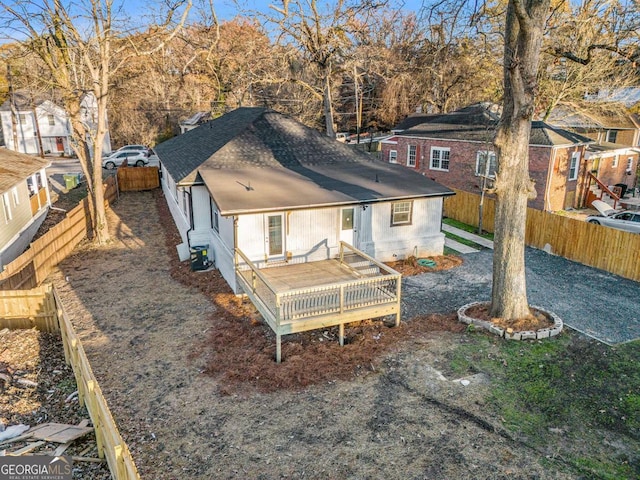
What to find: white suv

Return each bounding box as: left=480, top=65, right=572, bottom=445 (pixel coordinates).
left=102, top=150, right=149, bottom=169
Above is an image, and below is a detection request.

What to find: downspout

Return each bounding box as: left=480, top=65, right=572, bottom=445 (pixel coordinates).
left=545, top=147, right=558, bottom=212
left=185, top=186, right=194, bottom=248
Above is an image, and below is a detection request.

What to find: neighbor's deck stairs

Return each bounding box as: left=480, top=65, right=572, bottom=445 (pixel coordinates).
left=589, top=184, right=619, bottom=209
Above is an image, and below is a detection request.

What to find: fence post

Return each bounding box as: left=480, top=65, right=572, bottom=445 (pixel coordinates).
left=86, top=380, right=106, bottom=460
left=114, top=444, right=126, bottom=479
left=70, top=338, right=86, bottom=407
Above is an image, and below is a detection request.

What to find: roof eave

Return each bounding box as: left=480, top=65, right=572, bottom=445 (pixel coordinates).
left=218, top=191, right=455, bottom=217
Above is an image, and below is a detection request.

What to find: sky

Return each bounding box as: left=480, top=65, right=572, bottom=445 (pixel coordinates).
left=131, top=0, right=427, bottom=24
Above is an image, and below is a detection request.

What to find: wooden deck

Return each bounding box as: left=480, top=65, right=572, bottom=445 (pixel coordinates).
left=235, top=242, right=402, bottom=362
left=258, top=259, right=362, bottom=290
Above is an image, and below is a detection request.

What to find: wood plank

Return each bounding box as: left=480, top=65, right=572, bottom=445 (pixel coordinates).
left=28, top=423, right=93, bottom=443
left=7, top=441, right=45, bottom=456
left=52, top=420, right=90, bottom=456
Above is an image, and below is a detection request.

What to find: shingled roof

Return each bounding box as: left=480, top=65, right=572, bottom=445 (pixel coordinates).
left=0, top=149, right=50, bottom=194
left=545, top=104, right=640, bottom=130
left=393, top=103, right=593, bottom=146
left=155, top=107, right=454, bottom=215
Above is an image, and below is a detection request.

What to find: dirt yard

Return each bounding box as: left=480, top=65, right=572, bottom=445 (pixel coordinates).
left=41, top=190, right=586, bottom=479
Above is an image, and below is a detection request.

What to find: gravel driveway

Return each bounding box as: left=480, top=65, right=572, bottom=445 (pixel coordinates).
left=403, top=248, right=640, bottom=345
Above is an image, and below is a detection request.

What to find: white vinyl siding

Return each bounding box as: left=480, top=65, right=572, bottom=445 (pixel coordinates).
left=430, top=147, right=450, bottom=171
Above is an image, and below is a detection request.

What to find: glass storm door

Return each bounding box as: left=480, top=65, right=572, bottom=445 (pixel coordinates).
left=340, top=208, right=355, bottom=245
left=266, top=214, right=284, bottom=257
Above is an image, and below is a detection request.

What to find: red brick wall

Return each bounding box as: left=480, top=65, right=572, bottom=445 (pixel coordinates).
left=381, top=137, right=595, bottom=211
left=593, top=152, right=639, bottom=190
left=383, top=137, right=555, bottom=210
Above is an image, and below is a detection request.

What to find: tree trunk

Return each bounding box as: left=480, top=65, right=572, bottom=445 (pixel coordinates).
left=490, top=0, right=549, bottom=320
left=322, top=66, right=335, bottom=138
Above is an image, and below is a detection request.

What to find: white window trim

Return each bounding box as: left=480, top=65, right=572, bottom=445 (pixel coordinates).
left=211, top=199, right=220, bottom=233
left=475, top=151, right=497, bottom=177
left=430, top=147, right=450, bottom=172
left=389, top=150, right=398, bottom=164
left=569, top=152, right=580, bottom=181
left=391, top=201, right=413, bottom=226
left=407, top=145, right=417, bottom=167
left=2, top=192, right=12, bottom=223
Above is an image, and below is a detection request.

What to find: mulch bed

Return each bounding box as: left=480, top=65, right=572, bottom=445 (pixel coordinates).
left=154, top=190, right=466, bottom=394
left=464, top=303, right=555, bottom=331
left=386, top=255, right=464, bottom=276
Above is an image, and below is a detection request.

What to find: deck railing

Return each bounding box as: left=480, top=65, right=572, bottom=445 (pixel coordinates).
left=235, top=243, right=401, bottom=362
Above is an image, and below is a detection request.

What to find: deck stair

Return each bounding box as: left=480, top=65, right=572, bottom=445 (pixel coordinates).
left=340, top=253, right=381, bottom=277
left=589, top=185, right=617, bottom=208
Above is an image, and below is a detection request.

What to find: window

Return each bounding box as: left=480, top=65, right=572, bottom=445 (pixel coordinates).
left=606, top=130, right=618, bottom=143
left=430, top=147, right=450, bottom=171
left=627, top=157, right=634, bottom=173
left=18, top=114, right=27, bottom=125
left=210, top=199, right=219, bottom=233
left=569, top=152, right=580, bottom=181
left=389, top=150, right=398, bottom=163
left=407, top=145, right=417, bottom=167
left=341, top=208, right=354, bottom=230
left=48, top=114, right=55, bottom=126
left=267, top=215, right=283, bottom=255
left=612, top=155, right=619, bottom=168
left=11, top=187, right=19, bottom=206
left=2, top=193, right=12, bottom=223
left=475, top=151, right=497, bottom=177
left=391, top=201, right=412, bottom=226
left=182, top=189, right=188, bottom=215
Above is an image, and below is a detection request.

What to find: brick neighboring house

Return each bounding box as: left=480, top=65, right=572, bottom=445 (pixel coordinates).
left=381, top=103, right=595, bottom=211
left=546, top=105, right=640, bottom=199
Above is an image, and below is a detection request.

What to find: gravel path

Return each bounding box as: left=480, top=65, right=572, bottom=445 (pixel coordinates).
left=403, top=248, right=640, bottom=345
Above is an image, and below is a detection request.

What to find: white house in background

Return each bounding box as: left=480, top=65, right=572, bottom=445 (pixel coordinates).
left=0, top=148, right=51, bottom=271
left=0, top=91, right=111, bottom=157
left=155, top=107, right=454, bottom=361
left=179, top=111, right=212, bottom=134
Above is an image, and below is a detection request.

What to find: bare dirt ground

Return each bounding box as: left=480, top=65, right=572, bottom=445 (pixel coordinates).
left=40, top=190, right=584, bottom=479
left=0, top=328, right=111, bottom=479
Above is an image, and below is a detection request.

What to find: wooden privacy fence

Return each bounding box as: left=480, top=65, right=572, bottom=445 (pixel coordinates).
left=0, top=285, right=141, bottom=479
left=444, top=189, right=640, bottom=282
left=117, top=166, right=159, bottom=191
left=0, top=178, right=117, bottom=290
left=0, top=284, right=59, bottom=331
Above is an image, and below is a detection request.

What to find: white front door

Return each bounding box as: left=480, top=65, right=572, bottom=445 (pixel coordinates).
left=265, top=214, right=284, bottom=258
left=340, top=207, right=356, bottom=246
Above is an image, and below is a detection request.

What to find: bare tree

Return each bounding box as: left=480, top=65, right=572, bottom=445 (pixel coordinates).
left=489, top=0, right=550, bottom=320
left=1, top=0, right=191, bottom=244
left=538, top=0, right=639, bottom=119
left=265, top=0, right=384, bottom=137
